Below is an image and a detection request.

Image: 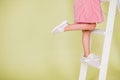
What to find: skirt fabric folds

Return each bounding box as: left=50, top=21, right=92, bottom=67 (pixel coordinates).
left=74, top=0, right=104, bottom=23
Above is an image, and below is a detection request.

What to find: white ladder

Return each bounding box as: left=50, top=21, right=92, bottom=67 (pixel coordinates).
left=79, top=0, right=118, bottom=80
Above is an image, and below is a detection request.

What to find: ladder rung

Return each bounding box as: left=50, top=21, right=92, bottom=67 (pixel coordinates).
left=87, top=61, right=101, bottom=69
left=91, top=29, right=106, bottom=35
left=82, top=60, right=101, bottom=69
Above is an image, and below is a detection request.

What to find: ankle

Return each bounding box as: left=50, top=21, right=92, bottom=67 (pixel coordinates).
left=84, top=55, right=88, bottom=58
left=84, top=54, right=90, bottom=57
left=64, top=26, right=68, bottom=32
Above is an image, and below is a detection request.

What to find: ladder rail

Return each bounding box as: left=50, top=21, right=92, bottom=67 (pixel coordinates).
left=79, top=63, right=88, bottom=80
left=99, top=0, right=117, bottom=80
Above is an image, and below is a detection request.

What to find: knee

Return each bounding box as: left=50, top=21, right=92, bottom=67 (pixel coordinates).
left=89, top=26, right=95, bottom=30
left=88, top=23, right=96, bottom=30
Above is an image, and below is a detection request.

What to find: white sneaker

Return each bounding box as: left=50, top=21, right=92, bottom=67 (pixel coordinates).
left=80, top=54, right=101, bottom=68
left=80, top=54, right=101, bottom=63
left=51, top=20, right=68, bottom=34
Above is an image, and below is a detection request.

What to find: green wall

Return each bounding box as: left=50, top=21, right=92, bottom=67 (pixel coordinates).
left=0, top=0, right=120, bottom=80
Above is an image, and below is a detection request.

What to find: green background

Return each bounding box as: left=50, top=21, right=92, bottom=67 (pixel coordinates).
left=0, top=0, right=120, bottom=80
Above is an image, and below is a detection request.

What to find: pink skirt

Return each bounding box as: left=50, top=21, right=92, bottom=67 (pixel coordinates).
left=74, top=0, right=104, bottom=23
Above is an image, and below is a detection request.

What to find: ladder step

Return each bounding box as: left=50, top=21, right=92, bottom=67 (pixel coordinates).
left=81, top=61, right=101, bottom=69
left=87, top=61, right=101, bottom=69
left=91, top=29, right=106, bottom=35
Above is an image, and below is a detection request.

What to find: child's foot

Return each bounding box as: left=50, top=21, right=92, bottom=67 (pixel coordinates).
left=80, top=54, right=101, bottom=68
left=51, top=20, right=68, bottom=34
left=80, top=54, right=100, bottom=62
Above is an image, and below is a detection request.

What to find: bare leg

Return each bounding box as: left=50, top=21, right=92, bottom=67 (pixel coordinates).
left=82, top=30, right=91, bottom=57
left=64, top=23, right=96, bottom=31
left=64, top=23, right=96, bottom=57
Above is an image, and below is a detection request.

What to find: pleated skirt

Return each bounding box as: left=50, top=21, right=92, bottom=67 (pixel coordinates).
left=74, top=0, right=104, bottom=23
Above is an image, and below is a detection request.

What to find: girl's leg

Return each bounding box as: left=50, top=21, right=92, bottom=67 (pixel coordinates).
left=64, top=23, right=96, bottom=57
left=64, top=23, right=96, bottom=31
left=82, top=30, right=91, bottom=57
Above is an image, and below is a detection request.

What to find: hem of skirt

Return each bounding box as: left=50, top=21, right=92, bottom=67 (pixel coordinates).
left=74, top=21, right=104, bottom=24
left=74, top=19, right=104, bottom=24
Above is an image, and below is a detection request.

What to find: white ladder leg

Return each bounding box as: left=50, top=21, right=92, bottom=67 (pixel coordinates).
left=79, top=63, right=88, bottom=80
left=99, top=0, right=117, bottom=80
